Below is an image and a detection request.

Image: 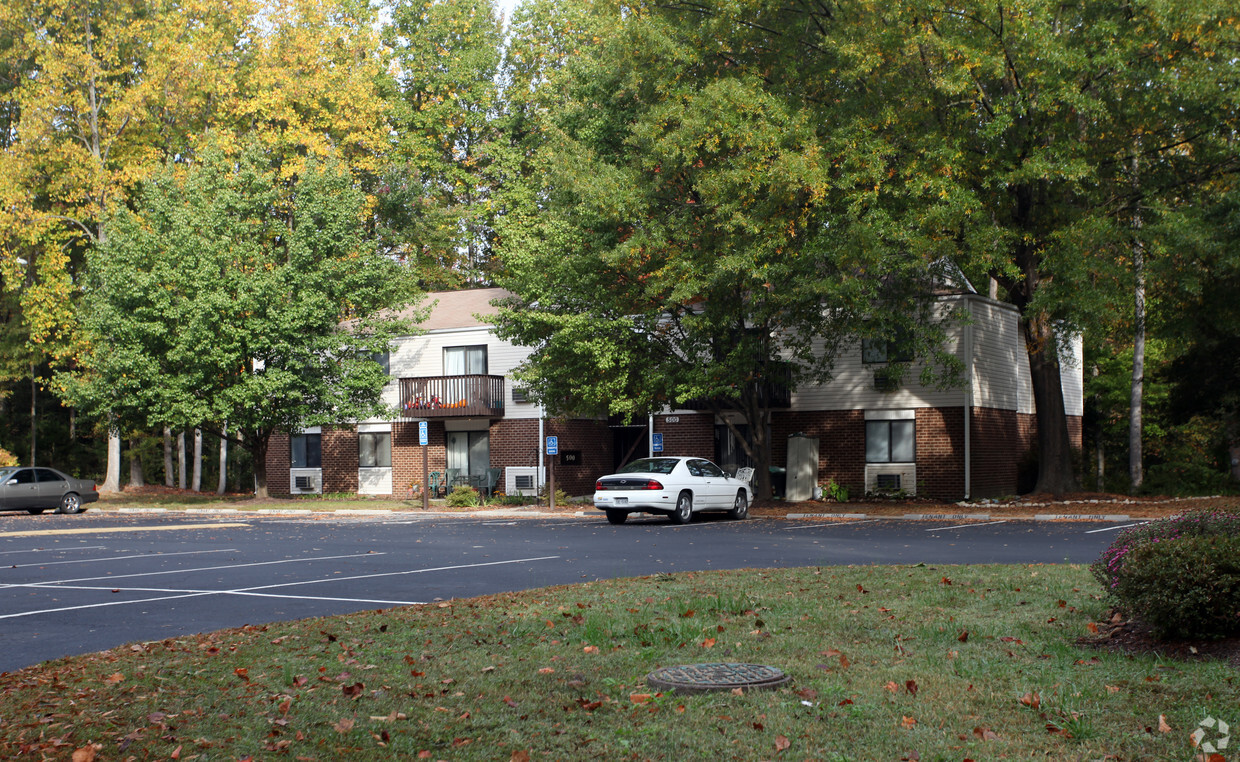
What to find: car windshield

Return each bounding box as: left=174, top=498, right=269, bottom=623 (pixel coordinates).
left=0, top=467, right=15, bottom=481
left=617, top=458, right=678, bottom=475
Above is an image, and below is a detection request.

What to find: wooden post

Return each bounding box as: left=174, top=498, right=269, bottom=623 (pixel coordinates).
left=422, top=441, right=429, bottom=510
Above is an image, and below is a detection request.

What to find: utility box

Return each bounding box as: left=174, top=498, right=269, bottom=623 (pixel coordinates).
left=786, top=435, right=820, bottom=502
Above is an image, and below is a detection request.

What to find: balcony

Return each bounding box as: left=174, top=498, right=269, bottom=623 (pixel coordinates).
left=399, top=375, right=505, bottom=418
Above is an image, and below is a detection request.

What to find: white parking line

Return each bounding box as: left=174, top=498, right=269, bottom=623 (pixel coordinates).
left=926, top=520, right=1009, bottom=532
left=0, top=552, right=383, bottom=588
left=0, top=545, right=106, bottom=556
left=1085, top=522, right=1147, bottom=534
left=786, top=519, right=882, bottom=530
left=4, top=548, right=237, bottom=568
left=0, top=555, right=562, bottom=620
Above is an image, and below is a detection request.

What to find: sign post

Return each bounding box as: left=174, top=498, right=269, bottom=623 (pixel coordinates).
left=545, top=436, right=558, bottom=511
left=419, top=421, right=429, bottom=511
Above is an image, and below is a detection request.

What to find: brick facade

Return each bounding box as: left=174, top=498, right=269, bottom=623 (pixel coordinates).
left=267, top=434, right=291, bottom=497
left=771, top=410, right=866, bottom=498
left=915, top=407, right=965, bottom=499
left=322, top=426, right=359, bottom=494
left=653, top=414, right=714, bottom=458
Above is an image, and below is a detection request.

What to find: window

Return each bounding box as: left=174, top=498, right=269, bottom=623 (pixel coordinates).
left=866, top=420, right=915, bottom=463
left=446, top=430, right=489, bottom=481
left=290, top=434, right=321, bottom=468
left=861, top=336, right=913, bottom=364
left=371, top=351, right=390, bottom=376
left=359, top=432, right=391, bottom=468
left=445, top=345, right=487, bottom=375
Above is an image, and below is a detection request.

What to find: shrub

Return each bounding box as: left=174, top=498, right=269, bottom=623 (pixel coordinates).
left=1141, top=461, right=1233, bottom=496
left=446, top=485, right=480, bottom=507
left=1091, top=510, right=1240, bottom=639
left=825, top=480, right=849, bottom=503
left=0, top=448, right=16, bottom=467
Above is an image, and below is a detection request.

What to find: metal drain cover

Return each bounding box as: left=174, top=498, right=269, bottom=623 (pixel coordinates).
left=646, top=663, right=790, bottom=694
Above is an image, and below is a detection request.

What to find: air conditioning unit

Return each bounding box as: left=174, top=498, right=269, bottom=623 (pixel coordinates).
left=865, top=464, right=916, bottom=495
left=505, top=467, right=544, bottom=496
left=290, top=472, right=322, bottom=494
left=512, top=387, right=529, bottom=403
left=873, top=370, right=900, bottom=392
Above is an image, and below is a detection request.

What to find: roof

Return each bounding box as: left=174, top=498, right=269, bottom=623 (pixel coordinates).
left=401, top=288, right=512, bottom=331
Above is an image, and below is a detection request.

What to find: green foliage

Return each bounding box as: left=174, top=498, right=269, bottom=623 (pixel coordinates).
left=446, top=484, right=481, bottom=507
left=1092, top=511, right=1240, bottom=638
left=65, top=145, right=418, bottom=494
left=824, top=480, right=849, bottom=503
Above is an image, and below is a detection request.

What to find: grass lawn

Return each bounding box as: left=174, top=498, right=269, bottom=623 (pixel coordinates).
left=2, top=564, right=1232, bottom=761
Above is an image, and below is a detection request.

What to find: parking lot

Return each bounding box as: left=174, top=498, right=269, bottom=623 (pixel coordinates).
left=1, top=510, right=1128, bottom=672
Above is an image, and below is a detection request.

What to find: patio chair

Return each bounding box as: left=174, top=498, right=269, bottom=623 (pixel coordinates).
left=734, top=467, right=755, bottom=484
left=428, top=471, right=442, bottom=497
left=483, top=467, right=502, bottom=499
left=445, top=468, right=461, bottom=492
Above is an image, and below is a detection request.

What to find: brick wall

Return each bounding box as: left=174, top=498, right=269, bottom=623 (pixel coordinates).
left=970, top=407, right=1028, bottom=498
left=268, top=433, right=291, bottom=497
left=916, top=407, right=965, bottom=500
left=544, top=419, right=613, bottom=496
left=322, top=426, right=359, bottom=494
left=771, top=410, right=866, bottom=498
left=653, top=414, right=713, bottom=458
left=392, top=421, right=447, bottom=497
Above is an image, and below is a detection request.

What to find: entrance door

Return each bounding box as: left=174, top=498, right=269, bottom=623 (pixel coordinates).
left=447, top=430, right=489, bottom=490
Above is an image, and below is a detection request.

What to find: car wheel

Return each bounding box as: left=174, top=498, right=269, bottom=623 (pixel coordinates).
left=58, top=493, right=83, bottom=515
left=670, top=492, right=692, bottom=524
left=26, top=508, right=46, bottom=515
left=605, top=509, right=628, bottom=525
left=728, top=491, right=748, bottom=520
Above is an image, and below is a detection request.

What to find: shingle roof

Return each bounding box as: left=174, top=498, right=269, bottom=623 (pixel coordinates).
left=402, top=288, right=512, bottom=331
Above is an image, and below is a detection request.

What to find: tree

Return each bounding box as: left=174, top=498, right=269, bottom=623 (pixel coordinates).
left=0, top=0, right=250, bottom=485
left=66, top=147, right=419, bottom=497
left=494, top=3, right=960, bottom=499
left=380, top=0, right=505, bottom=287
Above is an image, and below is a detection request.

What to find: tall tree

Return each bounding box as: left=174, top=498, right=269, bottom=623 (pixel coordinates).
left=494, top=2, right=961, bottom=498
left=381, top=0, right=505, bottom=286
left=65, top=147, right=419, bottom=497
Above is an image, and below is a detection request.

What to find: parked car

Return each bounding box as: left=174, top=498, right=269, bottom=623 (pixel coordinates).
left=0, top=466, right=98, bottom=515
left=593, top=456, right=752, bottom=525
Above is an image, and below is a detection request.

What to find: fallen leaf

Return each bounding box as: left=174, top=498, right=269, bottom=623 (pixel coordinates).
left=333, top=718, right=355, bottom=733
left=538, top=667, right=555, bottom=674
left=104, top=673, right=124, bottom=685
left=1019, top=691, right=1041, bottom=709
left=583, top=646, right=599, bottom=654
left=510, top=752, right=531, bottom=762
left=1086, top=622, right=1100, bottom=634
left=630, top=693, right=652, bottom=704
left=1158, top=715, right=1172, bottom=733
left=905, top=680, right=918, bottom=697
left=1105, top=685, right=1120, bottom=694
left=342, top=682, right=364, bottom=698
left=885, top=681, right=900, bottom=693
left=701, top=638, right=717, bottom=648
left=775, top=735, right=791, bottom=751
left=973, top=727, right=999, bottom=741
left=71, top=745, right=102, bottom=762
left=234, top=667, right=249, bottom=681
left=503, top=696, right=518, bottom=708
left=958, top=630, right=969, bottom=643
left=901, top=716, right=917, bottom=729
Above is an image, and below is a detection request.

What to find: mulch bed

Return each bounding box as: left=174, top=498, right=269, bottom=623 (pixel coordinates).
left=1080, top=611, right=1240, bottom=669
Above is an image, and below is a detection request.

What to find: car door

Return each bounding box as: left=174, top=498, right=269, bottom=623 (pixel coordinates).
left=687, top=459, right=727, bottom=508
left=0, top=468, right=39, bottom=510
left=34, top=468, right=69, bottom=510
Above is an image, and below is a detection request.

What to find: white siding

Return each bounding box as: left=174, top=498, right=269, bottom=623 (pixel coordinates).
left=969, top=299, right=1032, bottom=413
left=379, top=325, right=542, bottom=420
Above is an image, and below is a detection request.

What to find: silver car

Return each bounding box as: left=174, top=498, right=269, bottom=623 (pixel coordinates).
left=0, top=466, right=99, bottom=515
left=593, top=456, right=751, bottom=525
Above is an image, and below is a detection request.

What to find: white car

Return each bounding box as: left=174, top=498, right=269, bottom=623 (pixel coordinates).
left=593, top=456, right=751, bottom=525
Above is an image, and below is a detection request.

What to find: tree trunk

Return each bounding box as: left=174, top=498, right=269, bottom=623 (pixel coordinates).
left=1128, top=149, right=1145, bottom=493
left=29, top=365, right=36, bottom=465
left=250, top=433, right=269, bottom=498
left=163, top=427, right=174, bottom=487
left=1091, top=363, right=1105, bottom=492
left=216, top=426, right=228, bottom=496
left=102, top=423, right=121, bottom=493
left=177, top=430, right=187, bottom=489
left=1024, top=314, right=1078, bottom=498
left=128, top=438, right=145, bottom=487
left=192, top=428, right=202, bottom=492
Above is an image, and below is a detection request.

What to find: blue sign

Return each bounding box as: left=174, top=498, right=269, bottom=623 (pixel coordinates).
left=546, top=436, right=559, bottom=455
left=652, top=433, right=664, bottom=452
left=418, top=421, right=429, bottom=446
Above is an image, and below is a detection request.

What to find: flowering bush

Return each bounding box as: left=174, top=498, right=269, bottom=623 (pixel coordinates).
left=1091, top=510, right=1240, bottom=639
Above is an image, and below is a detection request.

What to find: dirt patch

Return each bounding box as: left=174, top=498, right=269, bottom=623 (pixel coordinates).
left=1080, top=611, right=1240, bottom=669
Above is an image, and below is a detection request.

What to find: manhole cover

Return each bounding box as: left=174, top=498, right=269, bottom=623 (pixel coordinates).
left=646, top=663, right=790, bottom=694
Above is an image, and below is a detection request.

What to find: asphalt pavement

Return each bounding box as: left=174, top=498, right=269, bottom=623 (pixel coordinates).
left=0, top=509, right=1134, bottom=673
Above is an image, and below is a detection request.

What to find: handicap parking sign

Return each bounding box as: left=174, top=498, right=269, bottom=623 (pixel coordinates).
left=546, top=436, right=558, bottom=455
left=652, top=433, right=663, bottom=452
left=418, top=421, right=429, bottom=446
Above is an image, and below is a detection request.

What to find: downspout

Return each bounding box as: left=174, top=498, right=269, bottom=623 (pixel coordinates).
left=648, top=414, right=654, bottom=458
left=963, top=297, right=975, bottom=500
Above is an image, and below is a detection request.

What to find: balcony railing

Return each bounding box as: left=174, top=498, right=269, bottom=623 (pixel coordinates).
left=399, top=375, right=506, bottom=418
